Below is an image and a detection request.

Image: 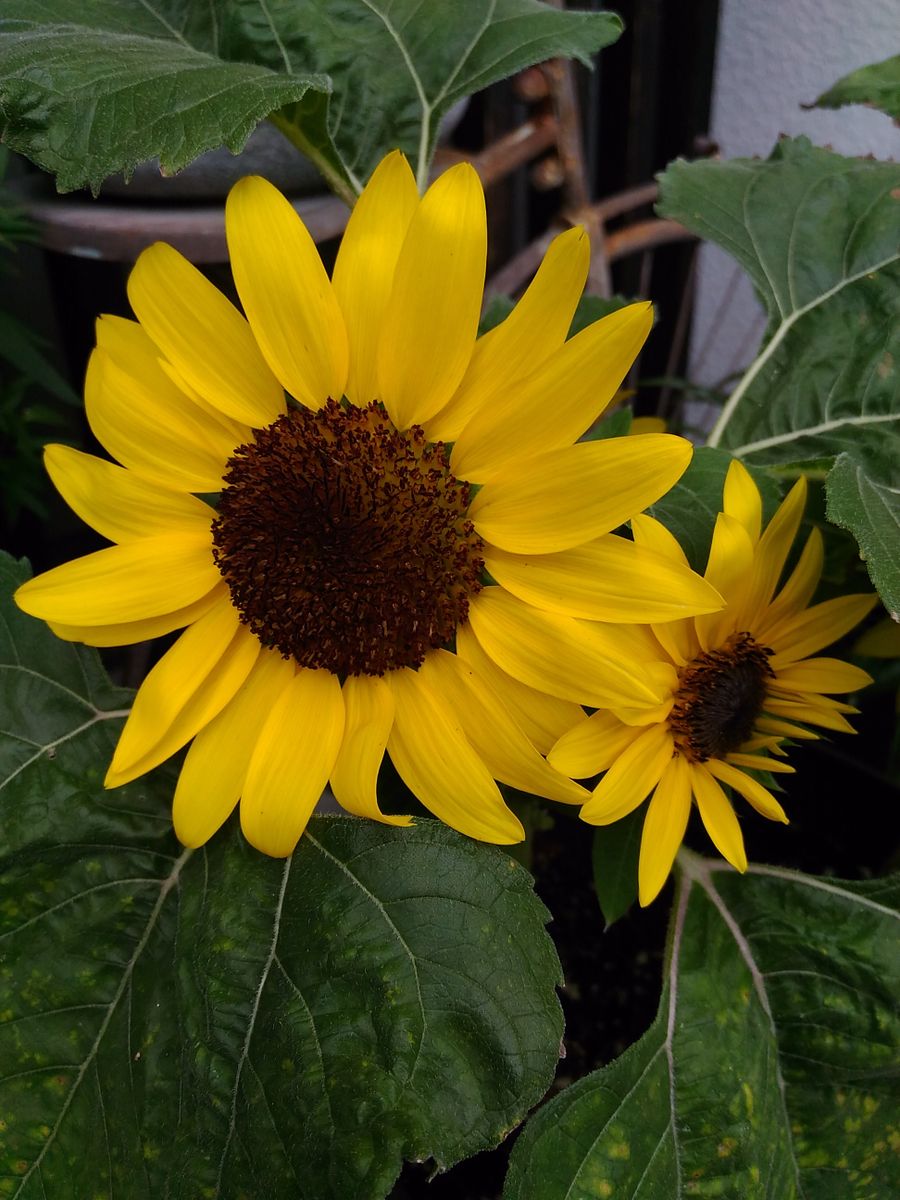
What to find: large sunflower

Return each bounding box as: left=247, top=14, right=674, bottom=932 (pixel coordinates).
left=15, top=152, right=720, bottom=856
left=548, top=460, right=877, bottom=905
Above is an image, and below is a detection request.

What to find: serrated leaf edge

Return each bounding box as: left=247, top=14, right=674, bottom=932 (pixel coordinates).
left=707, top=251, right=900, bottom=455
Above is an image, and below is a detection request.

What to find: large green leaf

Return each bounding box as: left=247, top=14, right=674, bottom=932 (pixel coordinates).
left=0, top=2, right=329, bottom=195
left=0, top=554, right=564, bottom=1199
left=826, top=431, right=900, bottom=619
left=812, top=54, right=900, bottom=122
left=244, top=0, right=622, bottom=193
left=504, top=850, right=900, bottom=1200
left=658, top=137, right=900, bottom=608
left=0, top=1, right=622, bottom=199
left=647, top=447, right=782, bottom=572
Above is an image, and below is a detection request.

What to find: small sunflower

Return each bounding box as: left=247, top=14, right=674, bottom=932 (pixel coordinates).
left=548, top=460, right=877, bottom=906
left=15, top=152, right=720, bottom=857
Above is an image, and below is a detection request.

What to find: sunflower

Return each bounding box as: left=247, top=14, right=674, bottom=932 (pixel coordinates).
left=15, top=152, right=720, bottom=857
left=548, top=460, right=877, bottom=906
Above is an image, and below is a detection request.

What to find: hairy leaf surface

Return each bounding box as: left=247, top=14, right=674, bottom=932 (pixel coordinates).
left=505, top=851, right=900, bottom=1200
left=0, top=554, right=563, bottom=1199
left=658, top=138, right=900, bottom=606
left=0, top=0, right=622, bottom=197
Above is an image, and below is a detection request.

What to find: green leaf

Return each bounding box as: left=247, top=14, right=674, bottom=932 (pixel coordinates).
left=647, top=447, right=782, bottom=572
left=825, top=430, right=900, bottom=617
left=0, top=1, right=622, bottom=200
left=0, top=554, right=564, bottom=1199
left=264, top=0, right=623, bottom=193
left=812, top=54, right=900, bottom=122
left=568, top=294, right=634, bottom=337
left=658, top=139, right=900, bottom=608
left=480, top=295, right=516, bottom=335
left=0, top=311, right=80, bottom=405
left=657, top=138, right=900, bottom=466
left=0, top=3, right=331, bottom=195
left=504, top=851, right=900, bottom=1200
left=583, top=407, right=633, bottom=440
left=591, top=804, right=644, bottom=927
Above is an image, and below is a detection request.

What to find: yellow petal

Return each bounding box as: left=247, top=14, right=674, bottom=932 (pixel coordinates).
left=469, top=434, right=693, bottom=554
left=96, top=313, right=250, bottom=447
left=377, top=162, right=486, bottom=428
left=173, top=651, right=296, bottom=848
left=48, top=584, right=225, bottom=646
left=85, top=345, right=242, bottom=493
left=450, top=301, right=652, bottom=479
left=548, top=710, right=641, bottom=779
left=332, top=151, right=419, bottom=408
left=330, top=675, right=411, bottom=826
left=766, top=593, right=879, bottom=665
left=630, top=515, right=696, bottom=665
left=455, top=621, right=586, bottom=753
left=854, top=615, right=900, bottom=658
left=755, top=716, right=819, bottom=741
left=44, top=444, right=214, bottom=543
left=580, top=722, right=674, bottom=825
left=241, top=668, right=345, bottom=856
left=691, top=764, right=748, bottom=871
left=756, top=527, right=825, bottom=636
left=386, top=662, right=524, bottom=844
left=467, top=587, right=665, bottom=709
left=763, top=697, right=857, bottom=734
left=484, top=534, right=722, bottom=622
left=429, top=225, right=590, bottom=442
left=610, top=660, right=677, bottom=728
left=127, top=242, right=285, bottom=426
left=722, top=459, right=762, bottom=542
left=726, top=753, right=795, bottom=774
left=15, top=533, right=219, bottom=625
left=427, top=650, right=587, bottom=805
left=629, top=416, right=666, bottom=435
left=638, top=754, right=692, bottom=906
left=771, top=656, right=873, bottom=694
left=732, top=477, right=807, bottom=630
left=706, top=758, right=788, bottom=823
left=694, top=513, right=755, bottom=651
left=106, top=599, right=259, bottom=782
left=226, top=175, right=348, bottom=409
left=630, top=513, right=690, bottom=566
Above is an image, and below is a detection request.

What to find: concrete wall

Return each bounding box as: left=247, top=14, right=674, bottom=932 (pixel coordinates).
left=688, top=0, right=899, bottom=401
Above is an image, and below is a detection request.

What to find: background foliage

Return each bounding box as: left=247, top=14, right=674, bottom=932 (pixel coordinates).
left=658, top=137, right=900, bottom=616
left=0, top=7, right=897, bottom=1198
left=0, top=0, right=621, bottom=200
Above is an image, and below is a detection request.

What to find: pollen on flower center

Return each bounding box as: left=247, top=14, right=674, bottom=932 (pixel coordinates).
left=211, top=399, right=485, bottom=676
left=668, top=632, right=774, bottom=762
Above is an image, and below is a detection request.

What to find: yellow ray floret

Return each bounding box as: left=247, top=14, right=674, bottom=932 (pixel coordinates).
left=551, top=460, right=875, bottom=906
left=15, top=151, right=718, bottom=858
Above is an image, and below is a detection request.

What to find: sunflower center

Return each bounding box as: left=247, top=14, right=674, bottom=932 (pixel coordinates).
left=211, top=399, right=485, bottom=676
left=668, top=632, right=774, bottom=762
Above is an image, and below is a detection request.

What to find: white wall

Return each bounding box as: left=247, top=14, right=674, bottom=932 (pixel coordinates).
left=688, top=0, right=899, bottom=400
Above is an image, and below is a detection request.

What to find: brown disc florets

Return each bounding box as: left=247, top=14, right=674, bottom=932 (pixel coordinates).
left=668, top=632, right=774, bottom=762
left=211, top=399, right=484, bottom=676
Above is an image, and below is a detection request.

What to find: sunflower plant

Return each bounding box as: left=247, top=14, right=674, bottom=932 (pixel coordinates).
left=1, top=6, right=898, bottom=1200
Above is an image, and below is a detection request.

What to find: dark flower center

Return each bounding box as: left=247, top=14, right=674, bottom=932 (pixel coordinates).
left=212, top=399, right=484, bottom=676
left=668, top=632, right=774, bottom=762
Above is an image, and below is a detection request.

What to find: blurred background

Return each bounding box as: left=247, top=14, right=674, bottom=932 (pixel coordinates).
left=2, top=0, right=896, bottom=563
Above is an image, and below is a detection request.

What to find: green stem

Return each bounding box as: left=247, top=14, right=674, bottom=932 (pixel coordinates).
left=268, top=114, right=360, bottom=208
